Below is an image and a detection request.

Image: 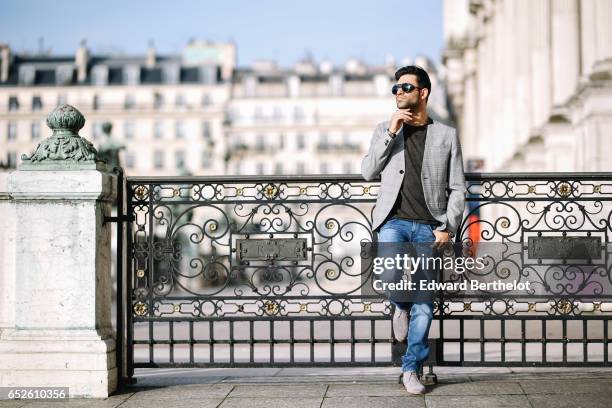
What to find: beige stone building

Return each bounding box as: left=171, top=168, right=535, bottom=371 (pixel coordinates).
left=443, top=0, right=612, bottom=172
left=0, top=41, right=452, bottom=177
left=0, top=40, right=234, bottom=176
left=225, top=56, right=451, bottom=176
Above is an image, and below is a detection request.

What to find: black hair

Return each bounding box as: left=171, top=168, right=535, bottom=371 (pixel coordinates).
left=394, top=65, right=431, bottom=101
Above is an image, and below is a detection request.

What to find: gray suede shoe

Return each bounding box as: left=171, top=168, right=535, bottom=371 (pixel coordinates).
left=392, top=307, right=409, bottom=342
left=401, top=370, right=426, bottom=395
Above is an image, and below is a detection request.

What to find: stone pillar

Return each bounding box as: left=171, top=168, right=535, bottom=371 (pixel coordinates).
left=530, top=0, right=552, bottom=129
left=0, top=173, right=15, bottom=335
left=0, top=105, right=118, bottom=398
left=551, top=0, right=580, bottom=107
left=580, top=0, right=612, bottom=78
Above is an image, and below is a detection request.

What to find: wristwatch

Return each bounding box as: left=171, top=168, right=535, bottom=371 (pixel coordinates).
left=386, top=129, right=398, bottom=138
left=445, top=229, right=455, bottom=239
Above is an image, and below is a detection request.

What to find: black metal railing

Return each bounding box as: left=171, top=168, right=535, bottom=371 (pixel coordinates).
left=119, top=172, right=612, bottom=382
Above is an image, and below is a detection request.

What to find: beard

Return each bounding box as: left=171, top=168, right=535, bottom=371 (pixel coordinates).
left=396, top=97, right=419, bottom=110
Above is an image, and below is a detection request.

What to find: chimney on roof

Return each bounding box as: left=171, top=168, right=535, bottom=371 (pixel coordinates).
left=0, top=44, right=10, bottom=83
left=146, top=40, right=156, bottom=68
left=75, top=39, right=89, bottom=83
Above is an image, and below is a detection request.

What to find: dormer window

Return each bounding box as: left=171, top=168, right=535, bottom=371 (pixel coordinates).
left=124, top=65, right=140, bottom=85
left=18, top=66, right=35, bottom=85
left=92, top=65, right=108, bottom=86
left=163, top=64, right=179, bottom=84
left=56, top=65, right=74, bottom=85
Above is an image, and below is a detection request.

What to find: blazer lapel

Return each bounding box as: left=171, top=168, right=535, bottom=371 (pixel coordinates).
left=421, top=119, right=439, bottom=179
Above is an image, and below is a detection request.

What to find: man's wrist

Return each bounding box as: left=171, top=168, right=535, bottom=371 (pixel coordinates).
left=386, top=128, right=398, bottom=138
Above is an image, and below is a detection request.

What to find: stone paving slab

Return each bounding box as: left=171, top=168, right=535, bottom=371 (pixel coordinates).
left=218, top=397, right=323, bottom=408
left=121, top=397, right=225, bottom=408
left=321, top=396, right=426, bottom=408
left=426, top=381, right=524, bottom=396
left=325, top=383, right=407, bottom=397
left=518, top=378, right=612, bottom=394
left=227, top=384, right=327, bottom=398
left=424, top=395, right=532, bottom=408
left=527, top=393, right=611, bottom=408
left=126, top=383, right=234, bottom=400
left=2, top=369, right=612, bottom=407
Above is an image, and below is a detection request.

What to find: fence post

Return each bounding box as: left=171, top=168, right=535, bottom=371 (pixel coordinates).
left=0, top=104, right=118, bottom=398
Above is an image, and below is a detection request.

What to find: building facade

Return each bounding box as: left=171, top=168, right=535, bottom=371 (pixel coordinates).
left=0, top=41, right=451, bottom=176
left=0, top=40, right=234, bottom=176
left=443, top=0, right=612, bottom=172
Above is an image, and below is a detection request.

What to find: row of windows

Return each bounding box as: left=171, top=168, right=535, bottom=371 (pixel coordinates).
left=232, top=161, right=354, bottom=175
left=6, top=92, right=215, bottom=112
left=142, top=150, right=354, bottom=174
left=4, top=121, right=361, bottom=148
left=227, top=106, right=307, bottom=123
left=232, top=133, right=358, bottom=150
left=3, top=149, right=355, bottom=173
left=8, top=95, right=52, bottom=111
left=127, top=150, right=214, bottom=170
left=4, top=121, right=213, bottom=142
left=5, top=122, right=42, bottom=141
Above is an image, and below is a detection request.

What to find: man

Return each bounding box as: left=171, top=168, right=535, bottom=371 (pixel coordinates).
left=361, top=65, right=466, bottom=395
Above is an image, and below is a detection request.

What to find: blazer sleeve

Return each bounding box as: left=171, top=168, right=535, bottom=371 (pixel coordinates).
left=442, top=129, right=467, bottom=236
left=361, top=122, right=398, bottom=181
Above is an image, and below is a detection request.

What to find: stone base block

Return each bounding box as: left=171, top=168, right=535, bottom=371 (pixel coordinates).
left=0, top=330, right=117, bottom=398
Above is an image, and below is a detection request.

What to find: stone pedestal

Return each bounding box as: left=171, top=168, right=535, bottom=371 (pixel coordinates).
left=0, top=169, right=117, bottom=397
left=0, top=104, right=120, bottom=397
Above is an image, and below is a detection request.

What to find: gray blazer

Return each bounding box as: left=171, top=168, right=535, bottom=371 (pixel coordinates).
left=361, top=119, right=467, bottom=236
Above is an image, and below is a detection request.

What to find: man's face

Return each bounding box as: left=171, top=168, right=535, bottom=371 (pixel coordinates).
left=394, top=74, right=425, bottom=109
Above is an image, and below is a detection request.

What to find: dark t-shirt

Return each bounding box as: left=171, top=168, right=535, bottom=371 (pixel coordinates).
left=388, top=118, right=440, bottom=225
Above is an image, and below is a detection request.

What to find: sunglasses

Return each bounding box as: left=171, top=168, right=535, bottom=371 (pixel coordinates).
left=391, top=83, right=422, bottom=95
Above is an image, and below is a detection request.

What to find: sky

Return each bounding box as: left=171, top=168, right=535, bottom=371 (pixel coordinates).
left=0, top=0, right=444, bottom=68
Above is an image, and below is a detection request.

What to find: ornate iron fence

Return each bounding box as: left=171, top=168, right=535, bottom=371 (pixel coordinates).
left=117, top=173, right=612, bottom=382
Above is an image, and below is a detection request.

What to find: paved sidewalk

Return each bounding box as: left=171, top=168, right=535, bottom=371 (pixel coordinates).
left=2, top=367, right=612, bottom=407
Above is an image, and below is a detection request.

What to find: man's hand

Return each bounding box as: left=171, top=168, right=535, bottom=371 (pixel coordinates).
left=432, top=229, right=451, bottom=250
left=388, top=109, right=414, bottom=134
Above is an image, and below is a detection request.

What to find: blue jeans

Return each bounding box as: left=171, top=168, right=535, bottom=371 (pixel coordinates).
left=377, top=216, right=435, bottom=373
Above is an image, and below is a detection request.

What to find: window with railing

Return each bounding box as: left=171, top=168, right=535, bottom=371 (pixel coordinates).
left=175, top=150, right=185, bottom=169
left=175, top=93, right=185, bottom=108
left=296, top=162, right=305, bottom=174
left=32, top=96, right=43, bottom=111
left=92, top=121, right=103, bottom=140
left=7, top=122, right=17, bottom=141
left=124, top=95, right=135, bottom=110
left=201, top=150, right=212, bottom=168
left=202, top=94, right=212, bottom=107
left=153, top=150, right=164, bottom=169
left=124, top=152, right=135, bottom=169
left=293, top=106, right=305, bottom=123
left=154, top=92, right=164, bottom=109
left=124, top=121, right=135, bottom=140
left=202, top=121, right=211, bottom=139
left=7, top=151, right=17, bottom=168
left=255, top=134, right=265, bottom=151
left=175, top=121, right=185, bottom=139
left=31, top=122, right=41, bottom=140
left=154, top=121, right=164, bottom=140
left=8, top=96, right=19, bottom=111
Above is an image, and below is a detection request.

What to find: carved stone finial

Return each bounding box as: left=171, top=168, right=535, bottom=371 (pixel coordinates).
left=20, top=104, right=106, bottom=170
